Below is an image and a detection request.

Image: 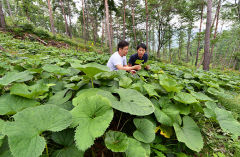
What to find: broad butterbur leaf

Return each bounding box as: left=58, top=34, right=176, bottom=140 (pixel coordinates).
left=74, top=88, right=117, bottom=106
left=10, top=82, right=49, bottom=99
left=133, top=118, right=155, bottom=143
left=51, top=129, right=84, bottom=157
left=47, top=89, right=72, bottom=107
left=3, top=105, right=72, bottom=157
left=190, top=91, right=213, bottom=102
left=143, top=83, right=160, bottom=98
left=42, top=64, right=71, bottom=75
left=105, top=130, right=129, bottom=152
left=159, top=74, right=182, bottom=93
left=0, top=94, right=39, bottom=115
left=112, top=88, right=154, bottom=116
left=125, top=138, right=147, bottom=157
left=71, top=62, right=109, bottom=78
left=153, top=103, right=181, bottom=126
left=71, top=95, right=113, bottom=151
left=119, top=76, right=132, bottom=88
left=215, top=108, right=240, bottom=136
left=0, top=71, right=33, bottom=86
left=174, top=92, right=199, bottom=104
left=173, top=116, right=203, bottom=152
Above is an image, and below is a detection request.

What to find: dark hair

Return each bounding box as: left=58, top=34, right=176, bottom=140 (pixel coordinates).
left=137, top=43, right=147, bottom=50
left=117, top=40, right=129, bottom=51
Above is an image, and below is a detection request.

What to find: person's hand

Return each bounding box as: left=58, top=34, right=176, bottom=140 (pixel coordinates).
left=130, top=70, right=136, bottom=74
left=134, top=65, right=141, bottom=70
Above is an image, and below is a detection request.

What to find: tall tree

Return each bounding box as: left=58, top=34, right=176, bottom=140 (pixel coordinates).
left=105, top=0, right=112, bottom=54
left=6, top=0, right=12, bottom=17
left=0, top=0, right=6, bottom=28
left=131, top=0, right=137, bottom=48
left=145, top=0, right=149, bottom=55
left=195, top=4, right=204, bottom=66
left=203, top=0, right=212, bottom=70
left=81, top=0, right=86, bottom=43
left=123, top=0, right=126, bottom=40
left=47, top=0, right=56, bottom=35
left=210, top=0, right=222, bottom=61
left=67, top=0, right=72, bottom=38
left=59, top=0, right=70, bottom=37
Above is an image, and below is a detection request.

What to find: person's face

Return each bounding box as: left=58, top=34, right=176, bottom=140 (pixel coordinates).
left=119, top=46, right=129, bottom=56
left=137, top=47, right=146, bottom=59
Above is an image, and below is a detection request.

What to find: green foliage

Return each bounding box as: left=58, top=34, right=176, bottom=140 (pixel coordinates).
left=71, top=95, right=113, bottom=151
left=0, top=94, right=39, bottom=115
left=133, top=118, right=155, bottom=143
left=111, top=88, right=155, bottom=116
left=104, top=131, right=129, bottom=152
left=2, top=105, right=72, bottom=157
left=173, top=116, right=203, bottom=152
left=215, top=108, right=240, bottom=136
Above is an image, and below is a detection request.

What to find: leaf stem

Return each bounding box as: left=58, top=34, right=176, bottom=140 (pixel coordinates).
left=116, top=112, right=122, bottom=130
left=45, top=143, right=49, bottom=157
left=91, top=78, right=94, bottom=88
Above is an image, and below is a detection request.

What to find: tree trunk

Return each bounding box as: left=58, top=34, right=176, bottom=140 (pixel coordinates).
left=145, top=0, right=149, bottom=55
left=85, top=0, right=89, bottom=41
left=67, top=0, right=72, bottom=38
left=157, top=23, right=161, bottom=58
left=123, top=0, right=126, bottom=40
left=101, top=20, right=104, bottom=46
left=47, top=0, right=56, bottom=35
left=186, top=23, right=192, bottom=62
left=169, top=38, right=172, bottom=63
left=0, top=1, right=6, bottom=28
left=81, top=0, right=86, bottom=43
left=195, top=4, right=204, bottom=66
left=131, top=0, right=137, bottom=48
left=59, top=0, right=70, bottom=37
left=105, top=0, right=112, bottom=54
left=238, top=0, right=240, bottom=21
left=203, top=0, right=212, bottom=71
left=109, top=13, right=113, bottom=45
left=210, top=0, right=221, bottom=61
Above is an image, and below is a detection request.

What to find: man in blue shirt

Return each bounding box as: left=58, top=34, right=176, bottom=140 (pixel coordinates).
left=128, top=43, right=150, bottom=70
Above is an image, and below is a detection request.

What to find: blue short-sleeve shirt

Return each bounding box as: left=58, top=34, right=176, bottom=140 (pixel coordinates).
left=128, top=53, right=148, bottom=66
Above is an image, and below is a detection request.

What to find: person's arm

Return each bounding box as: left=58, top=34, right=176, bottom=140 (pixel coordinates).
left=116, top=64, right=141, bottom=71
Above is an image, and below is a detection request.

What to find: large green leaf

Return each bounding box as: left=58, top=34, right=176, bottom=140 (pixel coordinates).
left=104, top=130, right=129, bottom=152
left=133, top=118, right=155, bottom=143
left=71, top=95, right=113, bottom=151
left=0, top=71, right=33, bottom=86
left=46, top=89, right=72, bottom=106
left=119, top=76, right=132, bottom=88
left=159, top=74, right=182, bottom=93
left=42, top=64, right=71, bottom=75
left=73, top=88, right=117, bottom=106
left=154, top=103, right=182, bottom=126
left=10, top=82, right=49, bottom=99
left=71, top=62, right=109, bottom=78
left=0, top=94, right=39, bottom=115
left=215, top=108, right=240, bottom=136
left=203, top=101, right=217, bottom=118
left=3, top=105, right=72, bottom=157
left=51, top=129, right=84, bottom=157
left=143, top=84, right=160, bottom=98
left=111, top=88, right=154, bottom=116
left=190, top=91, right=213, bottom=102
left=125, top=138, right=147, bottom=157
left=174, top=92, right=199, bottom=104
left=173, top=116, right=203, bottom=152
left=51, top=145, right=84, bottom=157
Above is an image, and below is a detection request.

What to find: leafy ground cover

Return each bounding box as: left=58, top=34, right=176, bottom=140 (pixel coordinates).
left=0, top=32, right=240, bottom=157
